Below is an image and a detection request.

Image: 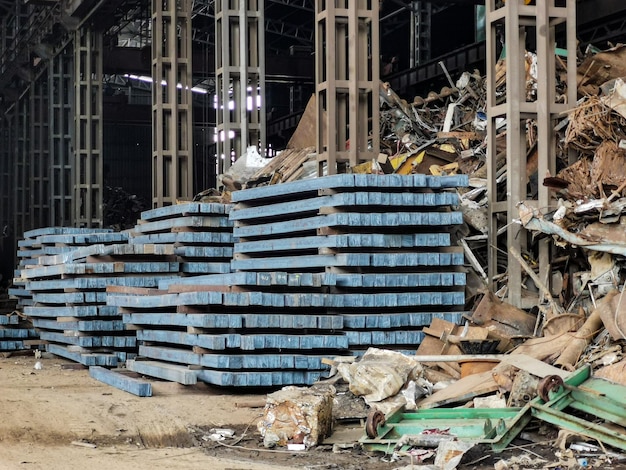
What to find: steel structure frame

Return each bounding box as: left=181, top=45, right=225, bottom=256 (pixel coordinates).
left=73, top=27, right=103, bottom=227
left=315, top=0, right=380, bottom=175
left=486, top=0, right=576, bottom=308
left=151, top=0, right=193, bottom=207
left=215, top=0, right=266, bottom=173
left=49, top=46, right=73, bottom=227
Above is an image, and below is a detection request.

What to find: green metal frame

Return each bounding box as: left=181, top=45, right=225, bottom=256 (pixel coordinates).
left=361, top=365, right=626, bottom=454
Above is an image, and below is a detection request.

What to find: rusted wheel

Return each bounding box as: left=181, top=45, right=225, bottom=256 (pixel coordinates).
left=537, top=374, right=564, bottom=402
left=365, top=409, right=386, bottom=438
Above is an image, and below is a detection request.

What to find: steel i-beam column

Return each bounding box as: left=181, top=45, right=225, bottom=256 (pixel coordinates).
left=215, top=0, right=266, bottom=175
left=49, top=46, right=73, bottom=227
left=315, top=0, right=380, bottom=175
left=152, top=0, right=193, bottom=207
left=73, top=27, right=103, bottom=227
left=413, top=1, right=432, bottom=67
left=14, top=93, right=30, bottom=237
left=486, top=0, right=576, bottom=308
left=30, top=72, right=50, bottom=229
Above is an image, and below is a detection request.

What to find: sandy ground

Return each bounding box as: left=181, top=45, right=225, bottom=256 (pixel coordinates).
left=0, top=353, right=304, bottom=470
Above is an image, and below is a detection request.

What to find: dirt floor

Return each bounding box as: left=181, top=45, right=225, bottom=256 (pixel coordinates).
left=2, top=352, right=626, bottom=470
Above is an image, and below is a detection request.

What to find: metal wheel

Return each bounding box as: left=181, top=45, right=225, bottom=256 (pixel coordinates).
left=537, top=374, right=564, bottom=402
left=365, top=409, right=386, bottom=438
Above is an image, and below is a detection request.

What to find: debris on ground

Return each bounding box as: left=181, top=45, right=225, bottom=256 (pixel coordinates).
left=257, top=384, right=335, bottom=448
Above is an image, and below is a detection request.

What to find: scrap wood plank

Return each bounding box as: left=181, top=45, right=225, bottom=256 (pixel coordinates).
left=417, top=370, right=499, bottom=409
left=126, top=359, right=197, bottom=385
left=89, top=366, right=152, bottom=397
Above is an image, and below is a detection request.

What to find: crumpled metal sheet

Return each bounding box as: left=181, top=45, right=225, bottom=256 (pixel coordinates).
left=518, top=202, right=626, bottom=256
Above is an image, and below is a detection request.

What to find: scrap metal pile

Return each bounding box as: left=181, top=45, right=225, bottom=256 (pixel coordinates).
left=252, top=44, right=626, bottom=468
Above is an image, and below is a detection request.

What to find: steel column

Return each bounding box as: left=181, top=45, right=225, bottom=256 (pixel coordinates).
left=49, top=46, right=73, bottom=227
left=315, top=0, right=380, bottom=175
left=29, top=71, right=49, bottom=229
left=414, top=1, right=432, bottom=66
left=14, top=93, right=30, bottom=237
left=152, top=0, right=193, bottom=207
left=73, top=27, right=103, bottom=227
left=486, top=0, right=576, bottom=308
left=215, top=0, right=266, bottom=175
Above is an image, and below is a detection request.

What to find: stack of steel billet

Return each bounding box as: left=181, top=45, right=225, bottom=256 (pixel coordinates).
left=130, top=202, right=235, bottom=276
left=230, top=173, right=468, bottom=354
left=107, top=271, right=346, bottom=387
left=106, top=174, right=468, bottom=387
left=22, top=235, right=180, bottom=366
left=0, top=291, right=37, bottom=351
left=10, top=228, right=118, bottom=309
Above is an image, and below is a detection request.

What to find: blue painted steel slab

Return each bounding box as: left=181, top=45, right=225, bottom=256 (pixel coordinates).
left=234, top=233, right=451, bottom=254
left=130, top=231, right=235, bottom=245
left=137, top=329, right=198, bottom=346
left=233, top=212, right=463, bottom=238
left=334, top=272, right=466, bottom=288
left=25, top=305, right=119, bottom=317
left=231, top=174, right=468, bottom=203
left=133, top=216, right=233, bottom=234
left=126, top=359, right=198, bottom=385
left=27, top=275, right=177, bottom=291
left=232, top=252, right=464, bottom=271
left=174, top=246, right=233, bottom=258
left=140, top=202, right=232, bottom=221
left=47, top=344, right=119, bottom=366
left=138, top=345, right=201, bottom=365
left=123, top=312, right=243, bottom=329
left=231, top=192, right=460, bottom=221
left=22, top=262, right=180, bottom=279
left=89, top=366, right=152, bottom=397
left=0, top=315, right=20, bottom=325
left=180, top=262, right=232, bottom=274
left=23, top=227, right=113, bottom=239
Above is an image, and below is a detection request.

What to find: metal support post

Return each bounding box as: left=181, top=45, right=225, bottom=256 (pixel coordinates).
left=30, top=72, right=50, bottom=229
left=49, top=46, right=73, bottom=227
left=315, top=0, right=380, bottom=175
left=73, top=27, right=103, bottom=227
left=486, top=0, right=576, bottom=308
left=14, top=93, right=30, bottom=236
left=414, top=1, right=432, bottom=66
left=215, top=0, right=266, bottom=176
left=152, top=0, right=193, bottom=207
